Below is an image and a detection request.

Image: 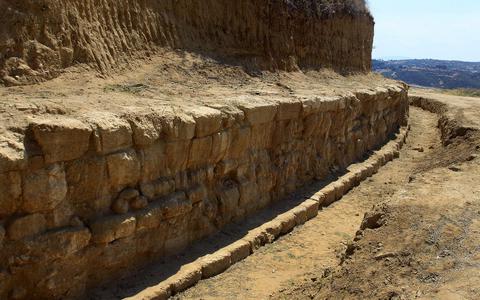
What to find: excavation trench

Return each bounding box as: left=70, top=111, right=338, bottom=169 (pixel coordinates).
left=163, top=107, right=440, bottom=300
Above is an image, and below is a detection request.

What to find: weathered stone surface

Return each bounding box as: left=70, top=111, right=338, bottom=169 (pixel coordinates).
left=23, top=164, right=67, bottom=213
left=170, top=263, right=202, bottom=294
left=159, top=192, right=192, bottom=219
left=130, top=196, right=148, bottom=211
left=65, top=156, right=110, bottom=217
left=0, top=172, right=21, bottom=216
left=190, top=107, right=223, bottom=138
left=106, top=150, right=141, bottom=188
left=0, top=225, right=5, bottom=247
left=160, top=114, right=196, bottom=141
left=136, top=203, right=164, bottom=231
left=7, top=213, right=47, bottom=240
left=200, top=250, right=232, bottom=279
left=30, top=117, right=92, bottom=163
left=128, top=114, right=160, bottom=147
left=217, top=184, right=240, bottom=222
left=187, top=185, right=208, bottom=204
left=225, top=239, right=251, bottom=264
left=29, top=226, right=91, bottom=259
left=211, top=131, right=230, bottom=162
left=188, top=136, right=212, bottom=167
left=227, top=127, right=251, bottom=158
left=88, top=113, right=133, bottom=154
left=237, top=101, right=278, bottom=125
left=140, top=178, right=175, bottom=200
left=276, top=100, right=302, bottom=120
left=0, top=132, right=27, bottom=171
left=165, top=140, right=190, bottom=173
left=90, top=215, right=136, bottom=244
left=140, top=142, right=168, bottom=181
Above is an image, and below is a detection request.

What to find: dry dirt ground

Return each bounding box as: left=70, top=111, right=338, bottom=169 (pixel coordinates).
left=0, top=50, right=394, bottom=138
left=172, top=93, right=480, bottom=300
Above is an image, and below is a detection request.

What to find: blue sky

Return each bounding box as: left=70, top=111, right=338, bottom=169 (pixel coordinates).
left=369, top=0, right=480, bottom=62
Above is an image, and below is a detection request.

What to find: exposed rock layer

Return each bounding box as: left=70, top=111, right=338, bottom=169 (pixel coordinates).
left=0, top=0, right=373, bottom=85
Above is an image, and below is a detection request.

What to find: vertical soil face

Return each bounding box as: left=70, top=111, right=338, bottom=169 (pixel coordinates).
left=0, top=0, right=372, bottom=85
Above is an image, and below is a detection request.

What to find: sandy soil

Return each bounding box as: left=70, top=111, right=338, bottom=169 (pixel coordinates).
left=172, top=94, right=480, bottom=300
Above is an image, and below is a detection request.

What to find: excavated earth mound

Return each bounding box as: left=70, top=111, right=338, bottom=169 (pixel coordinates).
left=0, top=1, right=410, bottom=299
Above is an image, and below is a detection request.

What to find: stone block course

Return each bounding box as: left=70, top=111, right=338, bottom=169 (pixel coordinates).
left=0, top=86, right=409, bottom=299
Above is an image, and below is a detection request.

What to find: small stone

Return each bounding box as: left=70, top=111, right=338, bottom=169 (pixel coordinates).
left=130, top=196, right=148, bottom=210
left=111, top=197, right=129, bottom=214
left=448, top=165, right=462, bottom=172
left=467, top=154, right=478, bottom=161
left=119, top=188, right=140, bottom=200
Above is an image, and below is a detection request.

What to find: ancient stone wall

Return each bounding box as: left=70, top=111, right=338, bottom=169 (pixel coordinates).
left=0, top=86, right=408, bottom=299
left=0, top=0, right=373, bottom=85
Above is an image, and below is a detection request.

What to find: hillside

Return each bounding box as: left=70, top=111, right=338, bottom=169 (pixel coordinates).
left=373, top=59, right=480, bottom=89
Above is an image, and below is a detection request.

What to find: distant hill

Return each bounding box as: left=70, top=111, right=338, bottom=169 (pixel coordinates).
left=373, top=59, right=480, bottom=89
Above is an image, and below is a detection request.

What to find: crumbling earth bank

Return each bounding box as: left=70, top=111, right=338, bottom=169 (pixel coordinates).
left=0, top=0, right=372, bottom=86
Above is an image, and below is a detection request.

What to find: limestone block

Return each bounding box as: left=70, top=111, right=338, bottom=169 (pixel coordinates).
left=165, top=140, right=190, bottom=173
left=225, top=239, right=251, bottom=264
left=187, top=185, right=208, bottom=204
left=7, top=213, right=47, bottom=240
left=46, top=200, right=74, bottom=228
left=200, top=250, right=232, bottom=279
left=30, top=117, right=92, bottom=163
left=276, top=212, right=296, bottom=234
left=128, top=115, right=160, bottom=147
left=160, top=114, right=196, bottom=141
left=0, top=132, right=27, bottom=172
left=188, top=136, right=212, bottom=168
left=236, top=101, right=277, bottom=125
left=217, top=184, right=240, bottom=222
left=135, top=203, right=163, bottom=232
left=303, top=113, right=319, bottom=137
left=140, top=142, right=168, bottom=181
left=214, top=159, right=238, bottom=178
left=65, top=156, right=110, bottom=217
left=0, top=171, right=21, bottom=216
left=238, top=180, right=258, bottom=208
left=321, top=184, right=336, bottom=207
left=165, top=215, right=191, bottom=255
left=211, top=130, right=230, bottom=163
left=23, top=163, right=67, bottom=213
left=291, top=205, right=308, bottom=225
left=159, top=192, right=192, bottom=219
left=261, top=220, right=283, bottom=241
left=301, top=199, right=320, bottom=219
left=250, top=123, right=273, bottom=149
left=276, top=100, right=302, bottom=120
left=243, top=228, right=269, bottom=251
left=140, top=178, right=175, bottom=200
left=28, top=226, right=91, bottom=259
left=90, top=215, right=137, bottom=244
left=106, top=150, right=140, bottom=188
left=190, top=107, right=223, bottom=138
left=88, top=112, right=133, bottom=154
left=169, top=263, right=202, bottom=294
left=112, top=188, right=139, bottom=214
left=227, top=126, right=251, bottom=158
left=130, top=196, right=148, bottom=211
